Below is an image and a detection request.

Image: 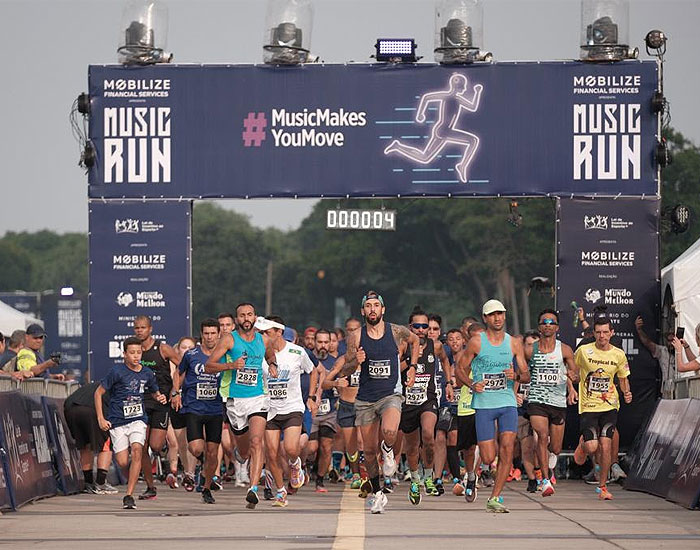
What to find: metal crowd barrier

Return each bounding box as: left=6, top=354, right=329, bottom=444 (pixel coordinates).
left=0, top=375, right=80, bottom=398
left=672, top=374, right=700, bottom=399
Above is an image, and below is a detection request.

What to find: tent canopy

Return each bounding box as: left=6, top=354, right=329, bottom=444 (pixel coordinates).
left=0, top=300, right=43, bottom=336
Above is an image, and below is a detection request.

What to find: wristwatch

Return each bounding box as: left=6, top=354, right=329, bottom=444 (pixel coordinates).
left=170, top=389, right=181, bottom=397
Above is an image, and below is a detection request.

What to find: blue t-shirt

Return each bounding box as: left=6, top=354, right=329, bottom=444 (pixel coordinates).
left=179, top=346, right=223, bottom=416
left=101, top=363, right=159, bottom=428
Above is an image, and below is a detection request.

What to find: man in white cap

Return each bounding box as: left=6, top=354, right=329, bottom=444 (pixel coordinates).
left=455, top=299, right=529, bottom=513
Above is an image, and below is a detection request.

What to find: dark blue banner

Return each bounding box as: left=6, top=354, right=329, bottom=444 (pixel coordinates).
left=88, top=200, right=192, bottom=383
left=0, top=392, right=57, bottom=509
left=41, top=294, right=88, bottom=382
left=665, top=398, right=700, bottom=508
left=0, top=409, right=14, bottom=511
left=42, top=397, right=83, bottom=495
left=88, top=62, right=658, bottom=199
left=556, top=197, right=661, bottom=449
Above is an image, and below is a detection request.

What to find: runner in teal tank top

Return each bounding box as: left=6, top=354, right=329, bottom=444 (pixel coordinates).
left=455, top=299, right=529, bottom=514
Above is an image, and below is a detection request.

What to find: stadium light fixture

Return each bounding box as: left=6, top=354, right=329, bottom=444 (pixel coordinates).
left=374, top=39, right=420, bottom=63
left=579, top=0, right=637, bottom=62
left=434, top=0, right=492, bottom=64
left=263, top=0, right=315, bottom=65
left=118, top=1, right=172, bottom=65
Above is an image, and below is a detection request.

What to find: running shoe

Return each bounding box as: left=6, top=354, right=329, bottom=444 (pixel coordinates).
left=507, top=467, right=522, bottom=482
left=452, top=480, right=465, bottom=496
left=315, top=478, right=328, bottom=493
left=583, top=467, right=600, bottom=485
left=408, top=481, right=421, bottom=505
left=381, top=442, right=397, bottom=478
left=486, top=496, right=509, bottom=513
left=165, top=472, right=177, bottom=489
left=465, top=477, right=477, bottom=503
left=526, top=478, right=538, bottom=493
left=211, top=475, right=222, bottom=491
left=382, top=479, right=394, bottom=494
left=541, top=478, right=555, bottom=497
left=290, top=459, right=305, bottom=489
left=598, top=486, right=613, bottom=500
left=403, top=470, right=412, bottom=482
left=264, top=486, right=274, bottom=500
left=138, top=486, right=157, bottom=500
left=85, top=484, right=101, bottom=494
left=435, top=478, right=445, bottom=496
left=549, top=451, right=558, bottom=471
left=122, top=495, right=137, bottom=509
left=196, top=474, right=205, bottom=493
left=246, top=487, right=259, bottom=509
left=424, top=478, right=439, bottom=496
left=370, top=490, right=388, bottom=514
left=239, top=459, right=251, bottom=486
left=95, top=482, right=118, bottom=495
left=182, top=474, right=195, bottom=492
left=273, top=489, right=288, bottom=508
left=479, top=470, right=494, bottom=488
left=358, top=477, right=372, bottom=499
left=610, top=463, right=627, bottom=482
left=550, top=473, right=557, bottom=486
left=328, top=468, right=340, bottom=483
left=202, top=488, right=216, bottom=504
left=350, top=473, right=362, bottom=490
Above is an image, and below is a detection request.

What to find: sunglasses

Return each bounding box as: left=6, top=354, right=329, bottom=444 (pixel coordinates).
left=539, top=319, right=558, bottom=326
left=411, top=323, right=429, bottom=329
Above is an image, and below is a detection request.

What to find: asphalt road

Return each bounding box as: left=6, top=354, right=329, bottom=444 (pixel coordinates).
left=1, top=478, right=699, bottom=550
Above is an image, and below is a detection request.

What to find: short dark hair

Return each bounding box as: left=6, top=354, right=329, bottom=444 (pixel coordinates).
left=524, top=330, right=540, bottom=340
left=467, top=323, right=486, bottom=337
left=409, top=306, right=427, bottom=324
left=315, top=328, right=332, bottom=340
left=123, top=336, right=142, bottom=351
left=235, top=303, right=255, bottom=315
left=267, top=315, right=285, bottom=326
left=446, top=328, right=463, bottom=337
left=217, top=312, right=234, bottom=321
left=593, top=317, right=612, bottom=330
left=9, top=330, right=25, bottom=347
left=538, top=308, right=559, bottom=323
left=428, top=314, right=442, bottom=326
left=345, top=317, right=361, bottom=326
left=201, top=318, right=220, bottom=332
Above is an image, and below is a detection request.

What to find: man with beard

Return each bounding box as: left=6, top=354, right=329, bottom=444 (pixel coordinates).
left=456, top=300, right=529, bottom=513
left=339, top=290, right=420, bottom=514
left=170, top=319, right=224, bottom=505
left=205, top=303, right=279, bottom=509
left=307, top=329, right=340, bottom=492
left=132, top=316, right=181, bottom=501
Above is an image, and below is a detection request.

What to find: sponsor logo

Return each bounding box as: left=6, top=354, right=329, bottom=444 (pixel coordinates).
left=116, top=292, right=134, bottom=307
left=115, top=219, right=139, bottom=234
left=103, top=79, right=171, bottom=98
left=585, top=288, right=602, bottom=303
left=112, top=254, right=166, bottom=270
left=584, top=215, right=608, bottom=230
left=572, top=74, right=641, bottom=95
left=581, top=250, right=634, bottom=267
left=604, top=288, right=634, bottom=305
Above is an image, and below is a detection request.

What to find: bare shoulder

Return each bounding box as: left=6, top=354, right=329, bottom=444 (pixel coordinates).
left=390, top=323, right=411, bottom=343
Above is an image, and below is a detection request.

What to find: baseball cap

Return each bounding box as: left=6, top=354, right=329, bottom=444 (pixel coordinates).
left=254, top=316, right=285, bottom=331
left=283, top=327, right=296, bottom=342
left=304, top=326, right=318, bottom=337
left=482, top=299, right=507, bottom=316
left=26, top=323, right=46, bottom=337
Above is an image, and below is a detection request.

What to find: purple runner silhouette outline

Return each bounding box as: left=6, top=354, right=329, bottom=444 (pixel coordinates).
left=384, top=74, right=483, bottom=183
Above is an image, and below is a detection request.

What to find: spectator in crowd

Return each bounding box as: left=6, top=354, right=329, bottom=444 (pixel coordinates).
left=13, top=323, right=64, bottom=380
left=303, top=327, right=317, bottom=351
left=671, top=322, right=700, bottom=375
left=0, top=331, right=4, bottom=358
left=0, top=329, right=25, bottom=372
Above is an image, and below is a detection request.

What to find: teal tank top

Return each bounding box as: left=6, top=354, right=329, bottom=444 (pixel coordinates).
left=471, top=332, right=516, bottom=409
left=219, top=331, right=266, bottom=399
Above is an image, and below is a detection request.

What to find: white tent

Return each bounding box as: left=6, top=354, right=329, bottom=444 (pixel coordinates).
left=0, top=300, right=43, bottom=335
left=661, top=237, right=700, bottom=363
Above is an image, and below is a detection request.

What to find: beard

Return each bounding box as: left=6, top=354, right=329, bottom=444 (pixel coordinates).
left=240, top=321, right=253, bottom=331
left=316, top=349, right=328, bottom=360
left=365, top=313, right=383, bottom=326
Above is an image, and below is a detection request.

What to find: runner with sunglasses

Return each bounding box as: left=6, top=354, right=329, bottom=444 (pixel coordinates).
left=525, top=309, right=578, bottom=497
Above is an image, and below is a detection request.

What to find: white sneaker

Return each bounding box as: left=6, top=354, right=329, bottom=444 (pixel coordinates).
left=239, top=459, right=251, bottom=485
left=370, top=490, right=388, bottom=514
left=381, top=443, right=396, bottom=478
left=96, top=482, right=118, bottom=494
left=609, top=463, right=627, bottom=482
left=548, top=452, right=558, bottom=471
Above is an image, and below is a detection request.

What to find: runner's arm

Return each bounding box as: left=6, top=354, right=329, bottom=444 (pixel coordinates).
left=339, top=331, right=362, bottom=377
left=261, top=333, right=279, bottom=379
left=321, top=356, right=347, bottom=390
left=94, top=385, right=111, bottom=431
left=204, top=333, right=242, bottom=373
left=512, top=338, right=530, bottom=383
left=455, top=336, right=482, bottom=391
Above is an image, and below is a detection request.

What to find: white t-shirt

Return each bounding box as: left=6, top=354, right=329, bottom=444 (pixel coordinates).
left=267, top=341, right=315, bottom=418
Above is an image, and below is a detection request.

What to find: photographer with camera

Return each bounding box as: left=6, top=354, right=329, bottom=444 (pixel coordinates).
left=12, top=323, right=64, bottom=381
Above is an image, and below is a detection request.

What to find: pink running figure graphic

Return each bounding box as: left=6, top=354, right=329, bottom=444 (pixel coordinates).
left=384, top=73, right=483, bottom=183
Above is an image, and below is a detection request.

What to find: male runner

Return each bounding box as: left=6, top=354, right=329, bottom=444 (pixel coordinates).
left=205, top=303, right=279, bottom=509
left=434, top=325, right=460, bottom=496
left=516, top=331, right=538, bottom=493
left=456, top=299, right=529, bottom=513
left=171, top=319, right=223, bottom=504
left=526, top=310, right=577, bottom=497
left=401, top=309, right=451, bottom=504
left=133, top=316, right=181, bottom=500
left=308, top=329, right=339, bottom=492
left=261, top=316, right=314, bottom=507
left=95, top=337, right=167, bottom=509
left=339, top=290, right=420, bottom=514
left=573, top=317, right=632, bottom=500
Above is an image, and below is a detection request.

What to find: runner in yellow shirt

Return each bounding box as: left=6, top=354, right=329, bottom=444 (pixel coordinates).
left=572, top=318, right=631, bottom=500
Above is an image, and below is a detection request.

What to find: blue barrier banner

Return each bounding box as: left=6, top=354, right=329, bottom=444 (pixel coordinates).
left=88, top=62, right=658, bottom=199
left=666, top=398, right=700, bottom=509
left=88, top=200, right=192, bottom=383
left=42, top=397, right=83, bottom=495
left=556, top=197, right=661, bottom=449
left=0, top=392, right=57, bottom=508
left=0, top=408, right=14, bottom=510
left=41, top=294, right=89, bottom=382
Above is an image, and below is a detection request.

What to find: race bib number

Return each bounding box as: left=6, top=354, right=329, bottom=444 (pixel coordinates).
left=517, top=383, right=530, bottom=399
left=122, top=400, right=143, bottom=419
left=587, top=375, right=609, bottom=393
left=318, top=398, right=331, bottom=415
left=368, top=360, right=391, bottom=379
left=268, top=382, right=288, bottom=401
left=405, top=374, right=430, bottom=406
left=436, top=385, right=443, bottom=403
left=196, top=383, right=218, bottom=400
left=536, top=368, right=560, bottom=386
left=349, top=370, right=360, bottom=387
left=483, top=372, right=507, bottom=391
left=236, top=368, right=259, bottom=387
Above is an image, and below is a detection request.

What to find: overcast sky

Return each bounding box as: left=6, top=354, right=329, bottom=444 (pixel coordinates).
left=1, top=0, right=698, bottom=236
